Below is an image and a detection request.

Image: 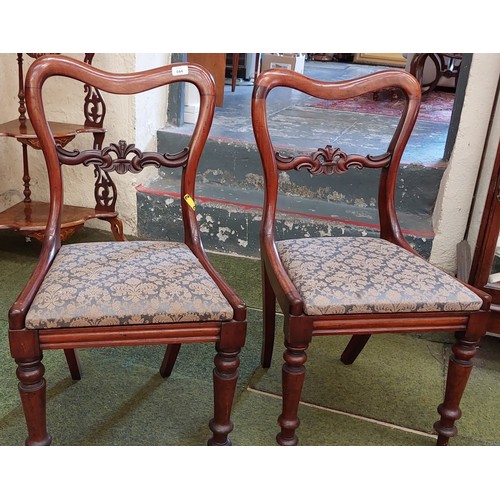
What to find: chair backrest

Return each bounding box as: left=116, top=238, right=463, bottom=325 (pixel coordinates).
left=251, top=68, right=421, bottom=252
left=25, top=54, right=216, bottom=253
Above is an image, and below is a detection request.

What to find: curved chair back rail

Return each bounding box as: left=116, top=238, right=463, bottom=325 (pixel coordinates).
left=25, top=55, right=215, bottom=257
left=252, top=68, right=421, bottom=252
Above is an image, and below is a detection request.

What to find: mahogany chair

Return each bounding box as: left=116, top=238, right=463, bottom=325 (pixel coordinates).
left=251, top=68, right=490, bottom=446
left=8, top=55, right=246, bottom=445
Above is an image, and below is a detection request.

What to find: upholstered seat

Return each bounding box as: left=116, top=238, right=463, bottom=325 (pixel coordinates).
left=276, top=237, right=483, bottom=316
left=25, top=241, right=234, bottom=329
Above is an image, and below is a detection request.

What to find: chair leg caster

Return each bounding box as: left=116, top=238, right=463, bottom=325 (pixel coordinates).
left=207, top=436, right=232, bottom=446
left=433, top=411, right=458, bottom=446
left=276, top=433, right=298, bottom=446
left=436, top=435, right=450, bottom=446
left=208, top=419, right=233, bottom=445
left=26, top=434, right=52, bottom=446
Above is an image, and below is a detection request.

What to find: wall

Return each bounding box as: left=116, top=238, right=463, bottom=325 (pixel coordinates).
left=430, top=53, right=500, bottom=273
left=0, top=52, right=170, bottom=236
left=465, top=80, right=500, bottom=254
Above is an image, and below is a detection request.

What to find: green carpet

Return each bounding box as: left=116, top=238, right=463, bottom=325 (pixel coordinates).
left=1, top=228, right=499, bottom=446
left=230, top=389, right=437, bottom=446
left=248, top=329, right=497, bottom=445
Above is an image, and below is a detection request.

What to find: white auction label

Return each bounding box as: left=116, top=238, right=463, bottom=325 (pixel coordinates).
left=172, top=65, right=189, bottom=76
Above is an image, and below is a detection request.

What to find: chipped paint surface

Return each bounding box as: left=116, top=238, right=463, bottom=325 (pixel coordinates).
left=216, top=227, right=232, bottom=242
left=147, top=59, right=449, bottom=260
left=137, top=189, right=432, bottom=259
left=158, top=130, right=444, bottom=216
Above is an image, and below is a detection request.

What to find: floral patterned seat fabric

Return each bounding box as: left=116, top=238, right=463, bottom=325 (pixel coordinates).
left=276, top=237, right=483, bottom=316
left=25, top=241, right=234, bottom=329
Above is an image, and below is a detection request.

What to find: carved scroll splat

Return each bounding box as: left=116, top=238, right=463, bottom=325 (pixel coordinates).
left=94, top=167, right=118, bottom=211
left=84, top=83, right=106, bottom=128
left=81, top=53, right=106, bottom=129
left=275, top=145, right=392, bottom=175
left=56, top=140, right=190, bottom=173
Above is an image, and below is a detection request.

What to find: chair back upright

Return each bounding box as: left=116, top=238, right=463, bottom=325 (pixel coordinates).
left=251, top=68, right=422, bottom=253
left=25, top=55, right=216, bottom=254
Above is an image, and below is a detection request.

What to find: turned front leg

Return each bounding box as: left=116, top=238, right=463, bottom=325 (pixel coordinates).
left=208, top=346, right=241, bottom=446
left=16, top=356, right=52, bottom=446
left=277, top=344, right=308, bottom=446
left=434, top=332, right=481, bottom=445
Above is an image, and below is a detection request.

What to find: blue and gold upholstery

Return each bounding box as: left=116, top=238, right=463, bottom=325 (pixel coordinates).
left=26, top=241, right=234, bottom=329
left=276, top=237, right=482, bottom=316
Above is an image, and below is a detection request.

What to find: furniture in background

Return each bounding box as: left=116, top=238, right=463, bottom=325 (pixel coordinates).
left=231, top=53, right=239, bottom=91
left=8, top=55, right=246, bottom=446
left=408, top=53, right=463, bottom=94
left=0, top=53, right=124, bottom=241
left=184, top=54, right=259, bottom=114
left=251, top=67, right=490, bottom=446
left=187, top=53, right=226, bottom=106
left=226, top=53, right=260, bottom=91
left=371, top=53, right=462, bottom=100
left=353, top=53, right=406, bottom=67
left=310, top=53, right=336, bottom=62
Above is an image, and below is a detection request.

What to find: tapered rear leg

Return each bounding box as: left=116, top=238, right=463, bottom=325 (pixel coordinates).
left=64, top=349, right=82, bottom=380
left=340, top=334, right=371, bottom=365
left=262, top=260, right=276, bottom=368
left=159, top=344, right=181, bottom=378
left=16, top=356, right=52, bottom=445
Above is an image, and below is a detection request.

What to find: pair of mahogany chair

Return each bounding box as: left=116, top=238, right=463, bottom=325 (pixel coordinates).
left=8, top=55, right=489, bottom=446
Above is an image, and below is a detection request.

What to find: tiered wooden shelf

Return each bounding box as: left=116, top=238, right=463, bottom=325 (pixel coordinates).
left=0, top=53, right=122, bottom=241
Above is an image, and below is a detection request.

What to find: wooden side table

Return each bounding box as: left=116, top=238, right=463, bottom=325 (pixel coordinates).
left=0, top=53, right=124, bottom=241
left=229, top=53, right=260, bottom=91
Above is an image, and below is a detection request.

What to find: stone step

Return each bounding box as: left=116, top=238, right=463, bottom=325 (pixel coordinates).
left=137, top=178, right=434, bottom=259
left=157, top=130, right=445, bottom=218
left=142, top=128, right=441, bottom=259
